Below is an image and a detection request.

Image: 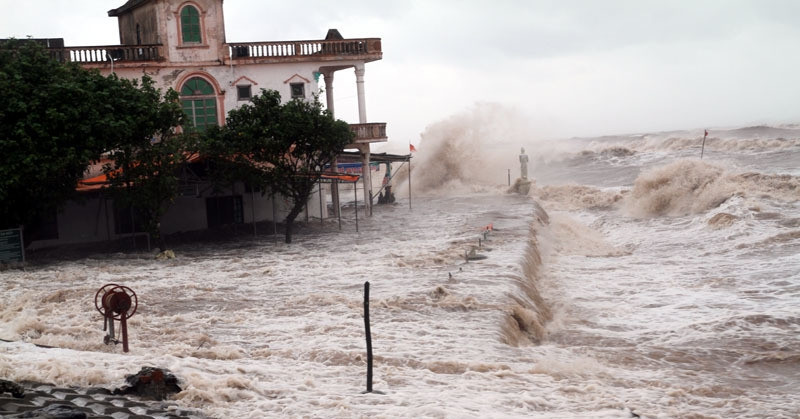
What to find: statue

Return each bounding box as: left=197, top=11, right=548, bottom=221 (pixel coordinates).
left=509, top=147, right=533, bottom=195
left=519, top=147, right=529, bottom=179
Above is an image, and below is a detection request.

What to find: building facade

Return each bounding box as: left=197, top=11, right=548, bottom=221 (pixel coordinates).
left=29, top=0, right=386, bottom=249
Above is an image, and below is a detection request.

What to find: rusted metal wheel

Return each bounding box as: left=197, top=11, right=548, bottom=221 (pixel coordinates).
left=94, top=283, right=120, bottom=315
left=95, top=283, right=138, bottom=320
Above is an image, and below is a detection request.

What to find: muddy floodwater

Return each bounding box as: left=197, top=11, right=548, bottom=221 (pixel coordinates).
left=2, top=123, right=799, bottom=418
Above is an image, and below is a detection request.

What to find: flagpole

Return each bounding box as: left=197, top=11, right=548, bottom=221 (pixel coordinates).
left=408, top=141, right=413, bottom=211
left=701, top=129, right=708, bottom=159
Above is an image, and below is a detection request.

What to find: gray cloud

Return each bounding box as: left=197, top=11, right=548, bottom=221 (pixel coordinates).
left=2, top=0, right=798, bottom=141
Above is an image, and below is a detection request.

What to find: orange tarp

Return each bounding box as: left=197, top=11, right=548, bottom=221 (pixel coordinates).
left=76, top=173, right=112, bottom=192
left=76, top=160, right=358, bottom=192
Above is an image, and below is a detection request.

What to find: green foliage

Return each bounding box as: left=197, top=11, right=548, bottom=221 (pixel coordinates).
left=0, top=40, right=187, bottom=251
left=206, top=89, right=353, bottom=243
left=0, top=39, right=124, bottom=228
left=102, top=75, right=186, bottom=251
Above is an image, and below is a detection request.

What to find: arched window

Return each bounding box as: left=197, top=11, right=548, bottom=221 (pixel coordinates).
left=181, top=77, right=217, bottom=131
left=180, top=5, right=201, bottom=43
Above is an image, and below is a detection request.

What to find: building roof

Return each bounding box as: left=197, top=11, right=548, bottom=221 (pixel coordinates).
left=338, top=151, right=411, bottom=164
left=108, top=0, right=152, bottom=17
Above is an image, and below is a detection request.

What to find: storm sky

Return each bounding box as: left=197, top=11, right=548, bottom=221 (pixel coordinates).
left=3, top=0, right=799, bottom=145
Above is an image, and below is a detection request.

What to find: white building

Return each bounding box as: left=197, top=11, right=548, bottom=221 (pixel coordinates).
left=29, top=0, right=386, bottom=249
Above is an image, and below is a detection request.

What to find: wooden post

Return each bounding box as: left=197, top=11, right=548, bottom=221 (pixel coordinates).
left=363, top=281, right=373, bottom=393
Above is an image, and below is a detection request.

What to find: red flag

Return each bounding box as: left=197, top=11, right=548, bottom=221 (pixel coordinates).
left=704, top=129, right=708, bottom=137
left=409, top=143, right=417, bottom=152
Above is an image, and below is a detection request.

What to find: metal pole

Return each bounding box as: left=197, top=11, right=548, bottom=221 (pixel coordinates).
left=408, top=158, right=412, bottom=211
left=106, top=313, right=114, bottom=344
left=337, top=181, right=342, bottom=231
left=19, top=226, right=26, bottom=268
left=130, top=207, right=136, bottom=249
left=319, top=182, right=324, bottom=225
left=507, top=169, right=511, bottom=186
left=107, top=53, right=115, bottom=75
left=120, top=313, right=129, bottom=353
left=272, top=194, right=277, bottom=245
left=251, top=190, right=257, bottom=237
left=354, top=182, right=359, bottom=233
left=363, top=281, right=373, bottom=393
left=103, top=195, right=111, bottom=241
left=701, top=130, right=708, bottom=159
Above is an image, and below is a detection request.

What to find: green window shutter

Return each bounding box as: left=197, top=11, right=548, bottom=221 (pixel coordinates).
left=180, top=78, right=218, bottom=132
left=181, top=6, right=201, bottom=43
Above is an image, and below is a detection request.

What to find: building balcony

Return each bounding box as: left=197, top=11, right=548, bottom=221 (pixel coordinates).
left=226, top=38, right=382, bottom=64
left=349, top=123, right=387, bottom=146
left=50, top=44, right=164, bottom=64
left=45, top=37, right=382, bottom=67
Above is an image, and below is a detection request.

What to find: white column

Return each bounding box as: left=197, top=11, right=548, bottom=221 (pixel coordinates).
left=360, top=144, right=372, bottom=217
left=323, top=71, right=335, bottom=118
left=323, top=70, right=341, bottom=217
left=355, top=65, right=371, bottom=216
left=355, top=64, right=367, bottom=123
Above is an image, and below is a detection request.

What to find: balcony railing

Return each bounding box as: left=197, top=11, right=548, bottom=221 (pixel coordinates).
left=49, top=45, right=163, bottom=63
left=350, top=123, right=387, bottom=142
left=44, top=38, right=380, bottom=65
left=228, top=38, right=381, bottom=60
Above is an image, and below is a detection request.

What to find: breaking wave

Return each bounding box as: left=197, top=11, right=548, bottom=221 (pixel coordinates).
left=578, top=146, right=636, bottom=159
left=639, top=136, right=800, bottom=153
left=582, top=127, right=800, bottom=155
left=624, top=159, right=799, bottom=217
left=533, top=184, right=624, bottom=211
left=625, top=159, right=732, bottom=217
left=500, top=202, right=552, bottom=346
left=731, top=172, right=800, bottom=201
left=546, top=213, right=630, bottom=257
left=397, top=103, right=550, bottom=195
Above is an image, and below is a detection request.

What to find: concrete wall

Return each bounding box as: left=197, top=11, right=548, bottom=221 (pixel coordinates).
left=109, top=61, right=325, bottom=117
left=114, top=0, right=227, bottom=62
left=117, top=2, right=160, bottom=45
left=29, top=182, right=327, bottom=249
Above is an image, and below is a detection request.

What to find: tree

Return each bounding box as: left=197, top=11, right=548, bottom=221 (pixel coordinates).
left=0, top=41, right=187, bottom=253
left=218, top=90, right=353, bottom=243
left=0, top=39, right=129, bottom=230
left=102, top=76, right=187, bottom=251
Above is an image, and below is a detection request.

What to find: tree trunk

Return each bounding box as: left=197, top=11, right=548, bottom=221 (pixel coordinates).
left=284, top=202, right=305, bottom=244
left=145, top=214, right=166, bottom=252
left=154, top=228, right=167, bottom=252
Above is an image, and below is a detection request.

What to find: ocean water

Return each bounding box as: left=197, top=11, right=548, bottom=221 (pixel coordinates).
left=1, top=121, right=798, bottom=418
